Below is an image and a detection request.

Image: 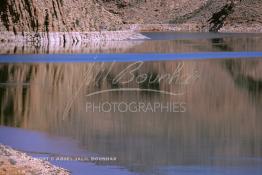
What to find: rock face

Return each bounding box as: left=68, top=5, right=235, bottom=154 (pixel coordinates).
left=99, top=0, right=262, bottom=32
left=98, top=0, right=207, bottom=25
left=0, top=0, right=123, bottom=32
left=0, top=0, right=262, bottom=33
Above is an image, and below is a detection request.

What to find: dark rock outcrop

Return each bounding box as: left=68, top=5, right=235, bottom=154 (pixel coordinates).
left=208, top=1, right=236, bottom=32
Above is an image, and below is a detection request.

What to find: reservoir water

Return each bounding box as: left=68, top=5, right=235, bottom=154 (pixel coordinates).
left=0, top=32, right=262, bottom=175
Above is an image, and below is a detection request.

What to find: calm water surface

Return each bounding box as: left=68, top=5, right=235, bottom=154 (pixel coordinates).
left=0, top=33, right=262, bottom=175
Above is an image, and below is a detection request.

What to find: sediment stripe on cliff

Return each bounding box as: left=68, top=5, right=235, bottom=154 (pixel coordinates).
left=0, top=31, right=150, bottom=43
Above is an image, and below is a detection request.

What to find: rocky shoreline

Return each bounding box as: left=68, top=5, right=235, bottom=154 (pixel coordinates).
left=123, top=23, right=262, bottom=33
left=1, top=25, right=261, bottom=48
left=0, top=144, right=70, bottom=175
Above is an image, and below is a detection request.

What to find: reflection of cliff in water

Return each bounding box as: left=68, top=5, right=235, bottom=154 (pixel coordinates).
left=1, top=59, right=262, bottom=173
left=2, top=35, right=262, bottom=54
left=0, top=40, right=144, bottom=54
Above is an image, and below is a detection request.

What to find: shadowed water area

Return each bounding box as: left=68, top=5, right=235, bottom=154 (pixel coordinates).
left=0, top=33, right=262, bottom=175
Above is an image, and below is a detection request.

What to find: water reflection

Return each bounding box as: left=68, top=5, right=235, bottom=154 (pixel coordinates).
left=0, top=59, right=262, bottom=174
left=1, top=33, right=262, bottom=54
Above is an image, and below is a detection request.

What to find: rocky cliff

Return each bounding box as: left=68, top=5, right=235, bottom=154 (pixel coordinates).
left=0, top=0, right=262, bottom=33
left=0, top=0, right=123, bottom=33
